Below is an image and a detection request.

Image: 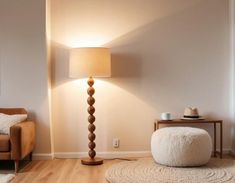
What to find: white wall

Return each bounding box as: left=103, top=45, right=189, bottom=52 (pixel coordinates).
left=0, top=0, right=52, bottom=154
left=50, top=0, right=232, bottom=156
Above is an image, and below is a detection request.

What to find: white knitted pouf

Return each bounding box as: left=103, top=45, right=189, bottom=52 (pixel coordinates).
left=151, top=127, right=212, bottom=167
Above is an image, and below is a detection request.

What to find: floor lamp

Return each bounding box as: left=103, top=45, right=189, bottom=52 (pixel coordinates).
left=69, top=47, right=111, bottom=165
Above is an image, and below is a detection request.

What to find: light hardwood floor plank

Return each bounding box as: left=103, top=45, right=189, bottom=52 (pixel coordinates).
left=9, top=158, right=123, bottom=183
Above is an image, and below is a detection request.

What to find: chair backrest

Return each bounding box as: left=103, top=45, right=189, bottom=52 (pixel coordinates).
left=0, top=108, right=27, bottom=115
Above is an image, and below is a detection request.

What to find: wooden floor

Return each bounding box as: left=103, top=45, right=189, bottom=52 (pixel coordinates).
left=1, top=158, right=124, bottom=183
left=0, top=155, right=233, bottom=183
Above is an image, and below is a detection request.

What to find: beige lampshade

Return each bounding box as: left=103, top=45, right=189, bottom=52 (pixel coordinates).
left=69, top=47, right=111, bottom=78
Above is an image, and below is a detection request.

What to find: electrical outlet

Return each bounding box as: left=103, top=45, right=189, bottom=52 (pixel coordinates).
left=113, top=138, right=120, bottom=148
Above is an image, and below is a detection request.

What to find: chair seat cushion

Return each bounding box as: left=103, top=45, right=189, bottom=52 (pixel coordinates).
left=0, top=134, right=10, bottom=152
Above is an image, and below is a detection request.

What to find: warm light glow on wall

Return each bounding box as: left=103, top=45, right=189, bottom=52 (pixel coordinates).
left=50, top=0, right=202, bottom=47
left=68, top=34, right=108, bottom=48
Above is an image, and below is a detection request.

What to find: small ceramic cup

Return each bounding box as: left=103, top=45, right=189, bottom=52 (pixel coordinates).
left=161, top=112, right=171, bottom=120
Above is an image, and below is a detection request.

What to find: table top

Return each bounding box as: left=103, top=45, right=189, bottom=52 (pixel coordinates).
left=155, top=119, right=222, bottom=124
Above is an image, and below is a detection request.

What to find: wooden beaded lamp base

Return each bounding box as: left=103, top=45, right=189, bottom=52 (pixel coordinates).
left=81, top=157, right=103, bottom=165
left=81, top=76, right=103, bottom=166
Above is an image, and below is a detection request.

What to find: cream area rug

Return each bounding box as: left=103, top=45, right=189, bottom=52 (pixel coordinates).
left=105, top=158, right=235, bottom=183
left=0, top=174, right=15, bottom=183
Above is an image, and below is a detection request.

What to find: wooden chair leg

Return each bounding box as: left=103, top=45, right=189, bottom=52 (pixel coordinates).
left=29, top=152, right=33, bottom=161
left=14, top=160, right=19, bottom=173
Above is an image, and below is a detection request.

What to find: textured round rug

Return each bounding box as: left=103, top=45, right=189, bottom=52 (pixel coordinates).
left=105, top=158, right=235, bottom=183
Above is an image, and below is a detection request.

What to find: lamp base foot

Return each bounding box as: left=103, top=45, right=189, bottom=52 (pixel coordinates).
left=81, top=157, right=103, bottom=165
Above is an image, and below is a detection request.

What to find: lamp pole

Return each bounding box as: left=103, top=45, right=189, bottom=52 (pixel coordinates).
left=81, top=76, right=103, bottom=165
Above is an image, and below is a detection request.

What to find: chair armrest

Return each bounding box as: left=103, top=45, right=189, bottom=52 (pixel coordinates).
left=10, top=121, right=35, bottom=160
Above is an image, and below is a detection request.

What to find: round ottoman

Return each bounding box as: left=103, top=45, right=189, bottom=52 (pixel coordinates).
left=151, top=127, right=212, bottom=167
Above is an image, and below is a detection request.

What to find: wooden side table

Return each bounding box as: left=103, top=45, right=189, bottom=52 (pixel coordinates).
left=154, top=119, right=223, bottom=158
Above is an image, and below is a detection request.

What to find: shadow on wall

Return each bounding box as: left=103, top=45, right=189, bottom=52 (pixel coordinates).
left=104, top=0, right=229, bottom=117
left=51, top=0, right=229, bottom=118
left=51, top=42, right=71, bottom=87
left=111, top=53, right=142, bottom=78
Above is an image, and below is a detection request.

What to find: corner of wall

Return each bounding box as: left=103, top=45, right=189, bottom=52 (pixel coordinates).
left=46, top=0, right=54, bottom=155
left=229, top=0, right=235, bottom=152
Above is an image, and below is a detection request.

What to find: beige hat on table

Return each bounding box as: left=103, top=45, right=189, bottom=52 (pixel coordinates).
left=182, top=107, right=204, bottom=120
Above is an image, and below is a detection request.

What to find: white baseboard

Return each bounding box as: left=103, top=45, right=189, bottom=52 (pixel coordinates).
left=54, top=151, right=151, bottom=159
left=32, top=149, right=231, bottom=160
left=33, top=153, right=54, bottom=160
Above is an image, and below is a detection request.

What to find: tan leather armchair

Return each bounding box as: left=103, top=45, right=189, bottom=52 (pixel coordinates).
left=0, top=108, right=35, bottom=173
